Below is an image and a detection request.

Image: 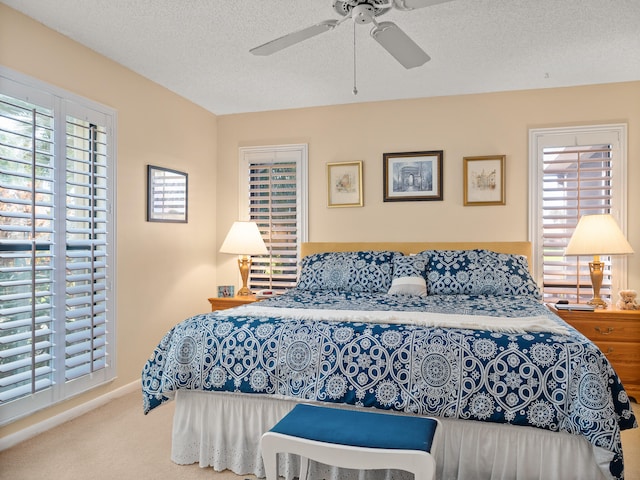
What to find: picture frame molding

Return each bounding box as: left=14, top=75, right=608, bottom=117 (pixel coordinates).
left=147, top=164, right=189, bottom=223
left=327, top=161, right=364, bottom=208
left=383, top=150, right=444, bottom=202
left=463, top=155, right=506, bottom=206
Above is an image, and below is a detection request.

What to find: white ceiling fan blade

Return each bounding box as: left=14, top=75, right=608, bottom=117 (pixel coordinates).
left=370, top=21, right=430, bottom=69
left=393, top=0, right=455, bottom=11
left=250, top=20, right=339, bottom=56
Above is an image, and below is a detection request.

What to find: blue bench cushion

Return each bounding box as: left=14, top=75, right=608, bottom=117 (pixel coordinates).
left=270, top=404, right=437, bottom=453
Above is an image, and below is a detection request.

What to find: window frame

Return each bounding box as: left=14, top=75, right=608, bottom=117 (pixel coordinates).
left=0, top=66, right=117, bottom=424
left=528, top=124, right=628, bottom=303
left=238, top=144, right=308, bottom=291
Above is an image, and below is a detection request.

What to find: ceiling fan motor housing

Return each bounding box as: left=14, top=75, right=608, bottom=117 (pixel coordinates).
left=332, top=0, right=392, bottom=19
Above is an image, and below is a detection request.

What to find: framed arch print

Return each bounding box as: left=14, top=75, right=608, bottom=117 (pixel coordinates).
left=383, top=150, right=443, bottom=202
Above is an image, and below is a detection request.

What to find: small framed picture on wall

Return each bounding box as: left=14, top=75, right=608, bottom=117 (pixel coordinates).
left=327, top=161, right=363, bottom=208
left=383, top=150, right=443, bottom=202
left=147, top=165, right=188, bottom=222
left=463, top=155, right=506, bottom=206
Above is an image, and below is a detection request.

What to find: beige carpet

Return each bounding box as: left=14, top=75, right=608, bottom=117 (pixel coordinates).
left=0, top=391, right=256, bottom=480
left=0, top=390, right=638, bottom=480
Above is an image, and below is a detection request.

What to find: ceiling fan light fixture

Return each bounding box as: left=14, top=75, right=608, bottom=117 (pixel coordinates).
left=351, top=4, right=376, bottom=24
left=333, top=0, right=391, bottom=18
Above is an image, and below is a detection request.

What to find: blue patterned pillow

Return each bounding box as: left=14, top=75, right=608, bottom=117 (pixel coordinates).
left=297, top=250, right=397, bottom=293
left=388, top=255, right=428, bottom=297
left=422, top=249, right=541, bottom=298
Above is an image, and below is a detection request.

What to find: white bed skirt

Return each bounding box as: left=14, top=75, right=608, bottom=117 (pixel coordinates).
left=171, top=390, right=612, bottom=480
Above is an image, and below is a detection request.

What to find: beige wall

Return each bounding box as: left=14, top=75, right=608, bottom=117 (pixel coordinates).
left=1, top=2, right=639, bottom=439
left=216, top=83, right=640, bottom=291
left=0, top=5, right=218, bottom=436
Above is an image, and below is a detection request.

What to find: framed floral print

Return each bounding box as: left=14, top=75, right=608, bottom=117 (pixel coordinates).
left=327, top=161, right=363, bottom=207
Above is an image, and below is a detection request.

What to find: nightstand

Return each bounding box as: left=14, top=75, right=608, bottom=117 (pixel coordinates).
left=549, top=305, right=640, bottom=401
left=208, top=295, right=259, bottom=312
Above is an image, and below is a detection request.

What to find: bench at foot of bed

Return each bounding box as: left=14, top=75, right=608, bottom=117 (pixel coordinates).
left=261, top=404, right=441, bottom=480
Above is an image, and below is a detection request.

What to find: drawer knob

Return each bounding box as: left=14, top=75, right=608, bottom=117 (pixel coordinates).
left=595, top=326, right=614, bottom=335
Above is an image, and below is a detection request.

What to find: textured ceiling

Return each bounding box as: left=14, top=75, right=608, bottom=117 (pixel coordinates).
left=3, top=0, right=640, bottom=115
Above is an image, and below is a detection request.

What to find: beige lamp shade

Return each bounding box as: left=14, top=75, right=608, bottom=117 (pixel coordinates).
left=220, top=221, right=268, bottom=255
left=220, top=221, right=267, bottom=296
left=565, top=214, right=634, bottom=256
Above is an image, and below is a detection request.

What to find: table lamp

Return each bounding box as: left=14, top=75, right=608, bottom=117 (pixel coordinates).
left=564, top=214, right=634, bottom=308
left=220, top=221, right=268, bottom=296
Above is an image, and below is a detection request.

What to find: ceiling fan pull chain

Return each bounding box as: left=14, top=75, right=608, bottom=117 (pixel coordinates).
left=352, top=21, right=358, bottom=95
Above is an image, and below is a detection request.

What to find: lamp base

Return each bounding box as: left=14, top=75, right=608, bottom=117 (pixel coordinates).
left=237, top=256, right=252, bottom=296
left=587, top=258, right=608, bottom=309
left=587, top=297, right=608, bottom=309
left=237, top=286, right=252, bottom=296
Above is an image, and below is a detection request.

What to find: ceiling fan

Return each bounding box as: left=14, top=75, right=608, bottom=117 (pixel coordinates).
left=250, top=0, right=454, bottom=69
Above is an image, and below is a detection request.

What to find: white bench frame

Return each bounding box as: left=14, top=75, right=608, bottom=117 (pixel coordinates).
left=261, top=418, right=441, bottom=480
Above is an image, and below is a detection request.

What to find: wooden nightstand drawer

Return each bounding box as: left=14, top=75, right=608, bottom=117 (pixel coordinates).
left=565, top=318, right=640, bottom=342
left=596, top=340, right=640, bottom=378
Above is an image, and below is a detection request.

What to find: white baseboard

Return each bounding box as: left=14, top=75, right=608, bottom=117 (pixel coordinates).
left=0, top=379, right=141, bottom=451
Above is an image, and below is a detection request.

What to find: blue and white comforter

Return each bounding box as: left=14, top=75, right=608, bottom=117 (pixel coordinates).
left=142, top=290, right=637, bottom=479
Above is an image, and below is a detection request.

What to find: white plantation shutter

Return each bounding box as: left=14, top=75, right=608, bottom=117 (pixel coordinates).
left=64, top=112, right=110, bottom=387
left=239, top=145, right=308, bottom=292
left=0, top=96, right=56, bottom=407
left=530, top=125, right=627, bottom=304
left=0, top=69, right=116, bottom=423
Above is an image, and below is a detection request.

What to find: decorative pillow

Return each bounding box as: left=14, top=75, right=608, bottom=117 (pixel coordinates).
left=388, top=255, right=428, bottom=297
left=422, top=249, right=541, bottom=298
left=296, top=250, right=397, bottom=293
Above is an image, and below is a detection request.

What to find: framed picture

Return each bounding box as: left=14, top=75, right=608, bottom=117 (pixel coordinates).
left=327, top=161, right=363, bottom=207
left=383, top=151, right=443, bottom=202
left=217, top=285, right=235, bottom=298
left=463, top=155, right=506, bottom=206
left=147, top=165, right=188, bottom=222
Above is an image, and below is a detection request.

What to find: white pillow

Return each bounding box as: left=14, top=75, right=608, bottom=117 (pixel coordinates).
left=387, top=255, right=428, bottom=297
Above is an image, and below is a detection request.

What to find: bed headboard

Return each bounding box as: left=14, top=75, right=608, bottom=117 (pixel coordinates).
left=301, top=242, right=533, bottom=270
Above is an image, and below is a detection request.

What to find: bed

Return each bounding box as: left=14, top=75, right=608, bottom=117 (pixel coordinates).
left=142, top=242, right=637, bottom=480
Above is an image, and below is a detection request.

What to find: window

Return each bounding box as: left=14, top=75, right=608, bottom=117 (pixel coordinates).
left=0, top=68, right=116, bottom=424
left=239, top=145, right=308, bottom=292
left=529, top=124, right=627, bottom=303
